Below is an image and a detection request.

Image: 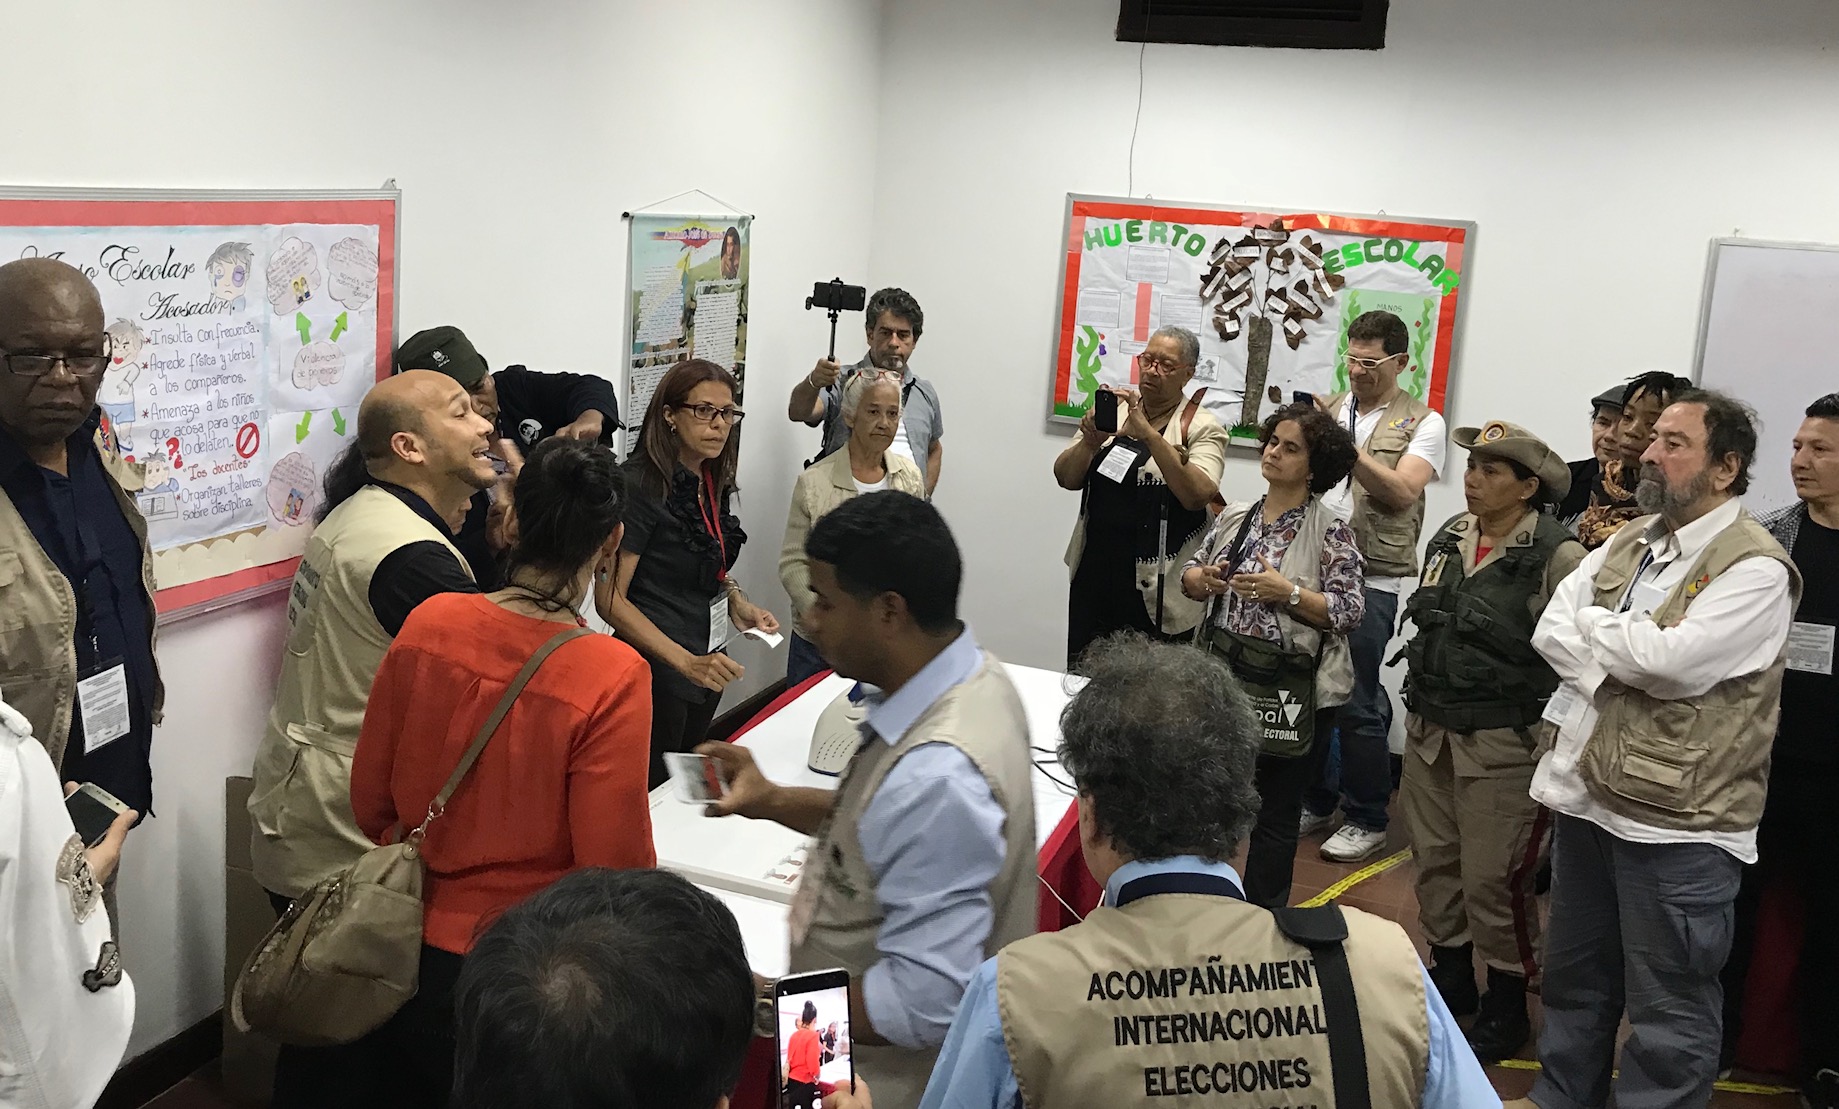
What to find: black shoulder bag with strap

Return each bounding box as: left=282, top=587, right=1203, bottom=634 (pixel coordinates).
left=1274, top=905, right=1373, bottom=1109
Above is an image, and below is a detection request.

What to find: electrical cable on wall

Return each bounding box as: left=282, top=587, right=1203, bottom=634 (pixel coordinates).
left=1126, top=2, right=1150, bottom=196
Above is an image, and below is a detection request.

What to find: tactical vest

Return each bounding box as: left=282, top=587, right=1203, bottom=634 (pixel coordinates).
left=246, top=484, right=472, bottom=897
left=1577, top=511, right=1801, bottom=833
left=996, top=871, right=1428, bottom=1109
left=1325, top=389, right=1434, bottom=578
left=787, top=652, right=1037, bottom=1109
left=1404, top=511, right=1573, bottom=732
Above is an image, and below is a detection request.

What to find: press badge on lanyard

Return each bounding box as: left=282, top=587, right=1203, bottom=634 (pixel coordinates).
left=78, top=657, right=131, bottom=754
left=700, top=469, right=734, bottom=652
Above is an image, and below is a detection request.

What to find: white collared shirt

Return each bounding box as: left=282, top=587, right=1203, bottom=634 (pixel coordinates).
left=0, top=697, right=135, bottom=1108
left=1528, top=498, right=1794, bottom=861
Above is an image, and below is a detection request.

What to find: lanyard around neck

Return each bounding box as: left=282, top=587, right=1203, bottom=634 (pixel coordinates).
left=697, top=467, right=728, bottom=581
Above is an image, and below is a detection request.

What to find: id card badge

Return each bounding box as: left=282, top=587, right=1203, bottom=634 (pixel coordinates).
left=1787, top=621, right=1836, bottom=675
left=708, top=593, right=734, bottom=652
left=1096, top=443, right=1137, bottom=483
left=1624, top=580, right=1669, bottom=620
left=1541, top=681, right=1587, bottom=733
left=77, top=658, right=131, bottom=754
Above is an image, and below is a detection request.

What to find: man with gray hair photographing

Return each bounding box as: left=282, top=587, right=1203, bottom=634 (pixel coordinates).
left=919, top=633, right=1496, bottom=1109
left=1513, top=389, right=1798, bottom=1109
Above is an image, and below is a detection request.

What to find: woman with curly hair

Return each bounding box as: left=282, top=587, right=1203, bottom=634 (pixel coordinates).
left=1573, top=371, right=1692, bottom=549
left=1180, top=402, right=1363, bottom=907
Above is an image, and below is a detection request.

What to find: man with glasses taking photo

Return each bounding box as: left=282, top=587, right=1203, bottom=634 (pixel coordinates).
left=1053, top=326, right=1227, bottom=667
left=1300, top=310, right=1447, bottom=863
left=788, top=287, right=946, bottom=495
left=0, top=258, right=161, bottom=895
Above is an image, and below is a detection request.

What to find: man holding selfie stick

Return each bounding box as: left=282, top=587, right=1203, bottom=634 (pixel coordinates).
left=1052, top=325, right=1227, bottom=669
left=699, top=492, right=1035, bottom=1109
left=788, top=287, right=946, bottom=494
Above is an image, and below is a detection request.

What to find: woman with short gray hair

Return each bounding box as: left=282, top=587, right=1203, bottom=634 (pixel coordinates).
left=779, top=371, right=924, bottom=684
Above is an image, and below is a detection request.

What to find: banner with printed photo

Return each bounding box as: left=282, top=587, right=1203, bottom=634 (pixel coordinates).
left=0, top=190, right=394, bottom=617
left=622, top=213, right=751, bottom=455
left=1048, top=194, right=1472, bottom=443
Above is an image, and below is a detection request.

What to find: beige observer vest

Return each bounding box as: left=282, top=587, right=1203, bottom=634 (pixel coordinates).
left=246, top=485, right=471, bottom=897
left=788, top=652, right=1037, bottom=1109
left=997, top=892, right=1428, bottom=1108
left=1325, top=390, right=1434, bottom=578
left=1577, top=510, right=1800, bottom=833
left=0, top=429, right=163, bottom=770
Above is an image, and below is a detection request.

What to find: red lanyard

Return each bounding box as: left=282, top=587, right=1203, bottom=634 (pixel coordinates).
left=699, top=467, right=728, bottom=582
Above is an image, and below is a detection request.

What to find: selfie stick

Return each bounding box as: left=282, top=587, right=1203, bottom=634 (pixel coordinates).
left=805, top=278, right=846, bottom=362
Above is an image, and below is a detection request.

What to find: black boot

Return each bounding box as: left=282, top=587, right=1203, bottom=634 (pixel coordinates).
left=1467, top=968, right=1531, bottom=1063
left=1427, top=943, right=1478, bottom=1018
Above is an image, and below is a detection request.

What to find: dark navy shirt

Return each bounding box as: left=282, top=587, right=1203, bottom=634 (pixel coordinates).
left=0, top=410, right=158, bottom=815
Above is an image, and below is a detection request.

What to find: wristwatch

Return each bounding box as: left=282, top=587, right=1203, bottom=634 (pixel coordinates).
left=1287, top=583, right=1303, bottom=607
left=754, top=978, right=779, bottom=1038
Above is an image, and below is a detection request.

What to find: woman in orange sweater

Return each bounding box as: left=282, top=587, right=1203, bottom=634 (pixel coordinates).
left=783, top=999, right=824, bottom=1109
left=349, top=437, right=655, bottom=1109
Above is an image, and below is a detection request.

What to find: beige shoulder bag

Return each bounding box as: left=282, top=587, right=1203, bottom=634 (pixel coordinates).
left=232, top=626, right=590, bottom=1046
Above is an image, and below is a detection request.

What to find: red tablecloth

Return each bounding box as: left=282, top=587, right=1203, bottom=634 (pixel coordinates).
left=725, top=671, right=1089, bottom=1108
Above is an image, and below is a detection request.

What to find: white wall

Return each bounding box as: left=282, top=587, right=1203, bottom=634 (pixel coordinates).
left=870, top=0, right=1839, bottom=673
left=1, top=0, right=882, bottom=1056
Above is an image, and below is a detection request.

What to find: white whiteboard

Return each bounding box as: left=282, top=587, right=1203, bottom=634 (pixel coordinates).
left=1694, top=238, right=1839, bottom=513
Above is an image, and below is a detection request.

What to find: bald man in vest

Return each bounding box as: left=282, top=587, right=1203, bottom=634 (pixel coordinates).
left=700, top=492, right=1035, bottom=1109
left=1512, top=390, right=1799, bottom=1109
left=919, top=633, right=1495, bottom=1109
left=246, top=370, right=495, bottom=1109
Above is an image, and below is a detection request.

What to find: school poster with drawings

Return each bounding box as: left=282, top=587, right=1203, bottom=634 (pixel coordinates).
left=0, top=192, right=396, bottom=615
left=623, top=214, right=750, bottom=454
left=1049, top=194, right=1472, bottom=442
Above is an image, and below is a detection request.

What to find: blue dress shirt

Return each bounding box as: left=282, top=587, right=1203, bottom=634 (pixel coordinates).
left=852, top=627, right=1013, bottom=1051
left=918, top=856, right=1502, bottom=1109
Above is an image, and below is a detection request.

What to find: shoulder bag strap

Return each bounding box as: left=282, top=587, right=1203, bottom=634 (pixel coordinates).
left=415, top=626, right=593, bottom=835
left=1179, top=387, right=1206, bottom=444
left=1271, top=905, right=1372, bottom=1109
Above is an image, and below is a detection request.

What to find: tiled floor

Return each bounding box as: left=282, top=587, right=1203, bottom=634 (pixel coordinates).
left=133, top=817, right=1803, bottom=1109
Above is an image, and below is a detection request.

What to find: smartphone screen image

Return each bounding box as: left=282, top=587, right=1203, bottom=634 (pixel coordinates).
left=776, top=969, right=852, bottom=1109
left=1094, top=389, right=1119, bottom=434
left=65, top=783, right=129, bottom=847
left=662, top=752, right=727, bottom=804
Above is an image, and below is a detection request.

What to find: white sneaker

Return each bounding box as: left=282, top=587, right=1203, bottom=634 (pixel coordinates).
left=1320, top=824, right=1388, bottom=863
left=1298, top=809, right=1336, bottom=837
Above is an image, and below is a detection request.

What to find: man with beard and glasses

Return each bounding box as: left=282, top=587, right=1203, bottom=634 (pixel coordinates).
left=1506, top=390, right=1799, bottom=1109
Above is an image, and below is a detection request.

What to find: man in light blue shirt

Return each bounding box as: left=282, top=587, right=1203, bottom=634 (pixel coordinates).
left=703, top=492, right=1036, bottom=1107
left=919, top=635, right=1501, bottom=1109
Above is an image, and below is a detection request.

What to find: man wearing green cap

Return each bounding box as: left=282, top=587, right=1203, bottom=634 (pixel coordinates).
left=396, top=325, right=619, bottom=588
left=1397, top=420, right=1585, bottom=1064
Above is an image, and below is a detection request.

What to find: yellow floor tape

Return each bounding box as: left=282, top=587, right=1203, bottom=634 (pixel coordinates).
left=1492, top=1057, right=1796, bottom=1098
left=1297, top=847, right=1415, bottom=908
left=1298, top=850, right=1800, bottom=1099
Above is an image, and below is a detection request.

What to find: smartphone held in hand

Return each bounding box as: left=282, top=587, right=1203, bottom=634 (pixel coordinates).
left=776, top=968, right=854, bottom=1109
left=663, top=752, right=728, bottom=804
left=65, top=782, right=130, bottom=847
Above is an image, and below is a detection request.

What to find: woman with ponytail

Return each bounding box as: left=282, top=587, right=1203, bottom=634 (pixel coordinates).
left=346, top=437, right=656, bottom=1107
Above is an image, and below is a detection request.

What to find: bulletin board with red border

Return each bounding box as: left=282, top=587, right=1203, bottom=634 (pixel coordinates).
left=1048, top=194, right=1472, bottom=440
left=0, top=187, right=399, bottom=620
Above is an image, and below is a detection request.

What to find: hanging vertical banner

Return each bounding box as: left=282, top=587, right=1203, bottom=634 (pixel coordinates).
left=622, top=213, right=750, bottom=454
left=1048, top=194, right=1472, bottom=443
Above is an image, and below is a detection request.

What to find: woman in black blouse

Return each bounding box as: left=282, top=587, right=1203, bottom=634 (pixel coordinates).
left=602, top=359, right=778, bottom=787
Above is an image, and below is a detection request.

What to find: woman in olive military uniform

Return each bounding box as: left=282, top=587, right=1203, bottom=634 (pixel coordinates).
left=1398, top=421, right=1586, bottom=1064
